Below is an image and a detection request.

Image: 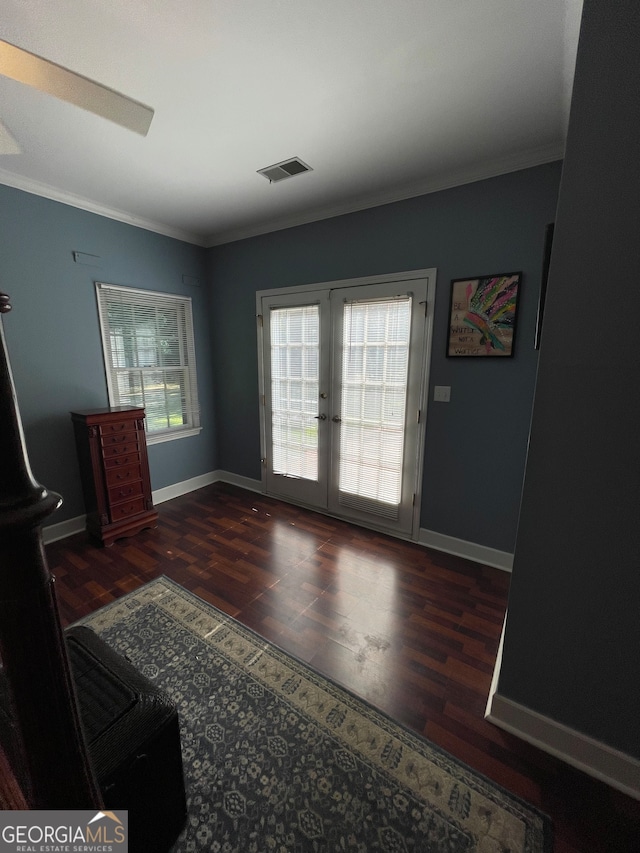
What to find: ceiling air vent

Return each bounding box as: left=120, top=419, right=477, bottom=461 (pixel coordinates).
left=258, top=157, right=312, bottom=183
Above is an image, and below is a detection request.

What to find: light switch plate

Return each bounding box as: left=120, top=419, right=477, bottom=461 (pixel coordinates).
left=434, top=385, right=451, bottom=402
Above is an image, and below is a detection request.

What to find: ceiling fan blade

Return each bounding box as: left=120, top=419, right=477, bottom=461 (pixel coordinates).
left=0, top=118, right=21, bottom=154
left=0, top=39, right=154, bottom=136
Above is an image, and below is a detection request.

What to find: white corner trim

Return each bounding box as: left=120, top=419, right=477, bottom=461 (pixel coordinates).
left=486, top=693, right=640, bottom=801
left=486, top=613, right=507, bottom=717
left=418, top=528, right=513, bottom=571
left=42, top=514, right=86, bottom=544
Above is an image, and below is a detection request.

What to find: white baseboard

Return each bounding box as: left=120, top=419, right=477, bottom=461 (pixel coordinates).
left=42, top=515, right=86, bottom=544
left=152, top=471, right=219, bottom=504
left=486, top=692, right=640, bottom=801
left=418, top=528, right=513, bottom=572
left=145, top=470, right=261, bottom=504
left=42, top=476, right=510, bottom=580
left=42, top=470, right=263, bottom=541
left=213, top=470, right=263, bottom=493
left=487, top=619, right=640, bottom=800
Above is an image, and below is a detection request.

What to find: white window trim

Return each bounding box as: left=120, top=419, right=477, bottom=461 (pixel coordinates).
left=95, top=281, right=202, bottom=444
left=145, top=426, right=202, bottom=445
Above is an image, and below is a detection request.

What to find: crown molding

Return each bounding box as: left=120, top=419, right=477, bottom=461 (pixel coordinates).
left=206, top=143, right=564, bottom=247
left=0, top=142, right=563, bottom=251
left=0, top=167, right=207, bottom=246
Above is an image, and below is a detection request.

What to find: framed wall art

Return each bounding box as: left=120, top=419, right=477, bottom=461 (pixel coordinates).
left=534, top=224, right=554, bottom=350
left=446, top=271, right=521, bottom=357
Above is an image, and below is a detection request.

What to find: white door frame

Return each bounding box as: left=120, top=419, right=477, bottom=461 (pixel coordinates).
left=256, top=267, right=437, bottom=540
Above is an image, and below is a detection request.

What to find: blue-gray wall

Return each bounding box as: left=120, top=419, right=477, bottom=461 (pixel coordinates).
left=498, top=0, right=640, bottom=760
left=0, top=186, right=217, bottom=523
left=208, top=162, right=562, bottom=552
left=1, top=161, right=561, bottom=551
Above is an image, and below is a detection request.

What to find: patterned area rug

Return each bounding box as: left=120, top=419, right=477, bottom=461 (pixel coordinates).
left=78, top=578, right=551, bottom=852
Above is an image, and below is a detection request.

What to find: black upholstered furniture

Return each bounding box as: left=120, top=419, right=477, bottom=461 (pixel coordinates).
left=1, top=626, right=186, bottom=851
left=66, top=626, right=187, bottom=852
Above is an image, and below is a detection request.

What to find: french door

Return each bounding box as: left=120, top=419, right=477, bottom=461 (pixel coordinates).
left=258, top=271, right=434, bottom=538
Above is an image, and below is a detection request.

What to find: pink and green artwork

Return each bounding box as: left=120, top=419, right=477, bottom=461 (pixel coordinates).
left=447, top=272, right=521, bottom=357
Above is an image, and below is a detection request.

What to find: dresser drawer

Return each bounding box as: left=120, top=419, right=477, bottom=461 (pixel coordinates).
left=101, top=430, right=139, bottom=450
left=99, top=420, right=139, bottom=437
left=110, top=497, right=146, bottom=522
left=103, top=452, right=140, bottom=470
left=105, top=463, right=143, bottom=487
left=102, top=441, right=140, bottom=460
left=108, top=479, right=144, bottom=506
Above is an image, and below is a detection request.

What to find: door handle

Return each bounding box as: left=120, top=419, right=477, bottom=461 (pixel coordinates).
left=332, top=415, right=341, bottom=423
left=314, top=413, right=327, bottom=420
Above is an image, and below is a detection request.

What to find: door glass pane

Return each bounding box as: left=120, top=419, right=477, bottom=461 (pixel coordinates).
left=270, top=305, right=320, bottom=480
left=339, top=297, right=411, bottom=505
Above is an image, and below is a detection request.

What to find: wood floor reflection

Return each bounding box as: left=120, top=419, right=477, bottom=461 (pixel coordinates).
left=48, top=482, right=639, bottom=853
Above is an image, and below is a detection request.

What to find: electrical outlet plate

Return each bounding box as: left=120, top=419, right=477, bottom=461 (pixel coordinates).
left=434, top=385, right=451, bottom=402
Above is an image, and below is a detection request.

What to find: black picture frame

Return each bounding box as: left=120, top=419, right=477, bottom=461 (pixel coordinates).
left=534, top=223, right=554, bottom=350
left=446, top=271, right=522, bottom=357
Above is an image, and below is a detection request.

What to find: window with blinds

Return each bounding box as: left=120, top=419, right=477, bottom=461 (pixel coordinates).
left=95, top=282, right=200, bottom=443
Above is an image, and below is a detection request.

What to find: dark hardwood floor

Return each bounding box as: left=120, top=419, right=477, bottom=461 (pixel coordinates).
left=48, top=482, right=639, bottom=852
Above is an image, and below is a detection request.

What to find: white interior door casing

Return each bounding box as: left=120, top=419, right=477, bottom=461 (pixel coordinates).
left=257, top=269, right=436, bottom=539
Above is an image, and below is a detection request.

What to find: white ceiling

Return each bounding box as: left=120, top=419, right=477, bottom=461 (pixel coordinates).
left=0, top=1, right=583, bottom=247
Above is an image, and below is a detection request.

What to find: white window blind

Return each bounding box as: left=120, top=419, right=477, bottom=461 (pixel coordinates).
left=270, top=305, right=320, bottom=480
left=338, top=296, right=411, bottom=517
left=96, top=282, right=200, bottom=443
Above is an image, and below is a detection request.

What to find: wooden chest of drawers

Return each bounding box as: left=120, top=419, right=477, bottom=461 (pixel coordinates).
left=71, top=407, right=158, bottom=547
